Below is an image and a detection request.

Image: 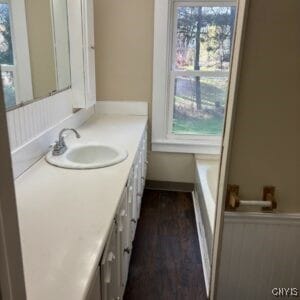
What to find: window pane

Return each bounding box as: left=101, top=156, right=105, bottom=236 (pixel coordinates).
left=172, top=76, right=228, bottom=135
left=175, top=6, right=236, bottom=71
left=2, top=71, right=16, bottom=108
left=0, top=3, right=14, bottom=65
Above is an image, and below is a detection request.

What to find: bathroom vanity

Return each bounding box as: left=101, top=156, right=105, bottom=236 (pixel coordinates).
left=1, top=0, right=149, bottom=298
left=15, top=114, right=148, bottom=300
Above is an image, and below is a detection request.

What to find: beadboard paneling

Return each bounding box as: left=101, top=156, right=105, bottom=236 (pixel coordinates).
left=216, top=213, right=300, bottom=300
left=7, top=90, right=73, bottom=151
left=6, top=90, right=95, bottom=178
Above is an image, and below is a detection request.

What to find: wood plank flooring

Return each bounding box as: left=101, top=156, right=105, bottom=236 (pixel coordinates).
left=124, top=190, right=207, bottom=300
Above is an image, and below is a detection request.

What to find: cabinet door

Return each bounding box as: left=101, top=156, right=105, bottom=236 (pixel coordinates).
left=136, top=151, right=143, bottom=218
left=131, top=163, right=139, bottom=234
left=116, top=189, right=131, bottom=294
left=142, top=132, right=148, bottom=183
left=101, top=223, right=119, bottom=300
left=86, top=267, right=101, bottom=300
left=127, top=170, right=135, bottom=243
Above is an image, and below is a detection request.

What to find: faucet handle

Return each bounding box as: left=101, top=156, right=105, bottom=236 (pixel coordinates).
left=52, top=128, right=80, bottom=156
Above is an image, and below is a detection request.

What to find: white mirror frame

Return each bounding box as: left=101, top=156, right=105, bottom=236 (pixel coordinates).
left=68, top=0, right=96, bottom=109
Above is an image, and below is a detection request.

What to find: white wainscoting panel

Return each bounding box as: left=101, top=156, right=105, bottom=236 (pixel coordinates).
left=7, top=90, right=73, bottom=151
left=6, top=90, right=95, bottom=178
left=216, top=212, right=300, bottom=300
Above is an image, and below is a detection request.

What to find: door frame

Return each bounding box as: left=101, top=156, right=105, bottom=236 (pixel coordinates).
left=210, top=1, right=249, bottom=299
left=0, top=69, right=27, bottom=299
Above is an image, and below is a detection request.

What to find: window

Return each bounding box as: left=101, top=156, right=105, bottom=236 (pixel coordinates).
left=0, top=0, right=33, bottom=109
left=152, top=0, right=237, bottom=154
left=0, top=1, right=16, bottom=108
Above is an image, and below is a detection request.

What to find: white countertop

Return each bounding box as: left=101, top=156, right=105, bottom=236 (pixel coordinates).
left=14, top=114, right=147, bottom=300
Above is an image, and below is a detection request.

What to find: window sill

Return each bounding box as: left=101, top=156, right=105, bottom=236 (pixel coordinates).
left=152, top=139, right=222, bottom=155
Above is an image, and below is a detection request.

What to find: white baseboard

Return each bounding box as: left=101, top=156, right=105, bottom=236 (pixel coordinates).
left=96, top=101, right=148, bottom=116
left=12, top=107, right=94, bottom=178
left=192, top=191, right=211, bottom=297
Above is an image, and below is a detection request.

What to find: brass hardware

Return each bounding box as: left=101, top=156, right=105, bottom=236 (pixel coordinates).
left=226, top=185, right=277, bottom=212
left=262, top=186, right=277, bottom=211
left=226, top=185, right=240, bottom=210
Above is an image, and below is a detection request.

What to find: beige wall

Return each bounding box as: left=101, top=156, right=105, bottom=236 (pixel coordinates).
left=95, top=0, right=153, bottom=101
left=26, top=0, right=56, bottom=99
left=94, top=0, right=195, bottom=183
left=228, top=0, right=300, bottom=212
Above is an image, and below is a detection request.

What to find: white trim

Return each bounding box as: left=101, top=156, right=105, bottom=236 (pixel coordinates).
left=0, top=72, right=27, bottom=300
left=192, top=191, right=211, bottom=296
left=68, top=0, right=86, bottom=108
left=10, top=0, right=33, bottom=103
left=68, top=0, right=96, bottom=109
left=152, top=138, right=221, bottom=154
left=152, top=0, right=170, bottom=142
left=50, top=0, right=71, bottom=91
left=224, top=211, right=300, bottom=225
left=210, top=1, right=249, bottom=299
left=152, top=0, right=236, bottom=154
left=96, top=101, right=148, bottom=116
left=82, top=0, right=96, bottom=108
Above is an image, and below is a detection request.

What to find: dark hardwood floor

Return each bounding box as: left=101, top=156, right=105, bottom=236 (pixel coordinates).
left=124, top=190, right=207, bottom=300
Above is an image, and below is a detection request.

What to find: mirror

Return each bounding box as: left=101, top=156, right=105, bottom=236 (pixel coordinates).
left=0, top=0, right=71, bottom=111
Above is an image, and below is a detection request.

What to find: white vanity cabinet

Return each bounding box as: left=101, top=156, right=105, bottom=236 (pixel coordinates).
left=100, top=222, right=119, bottom=300
left=127, top=169, right=135, bottom=243
left=116, top=188, right=131, bottom=293
left=95, top=128, right=147, bottom=300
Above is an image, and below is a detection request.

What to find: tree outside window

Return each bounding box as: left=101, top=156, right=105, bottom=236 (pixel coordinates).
left=0, top=2, right=16, bottom=108
left=172, top=6, right=236, bottom=136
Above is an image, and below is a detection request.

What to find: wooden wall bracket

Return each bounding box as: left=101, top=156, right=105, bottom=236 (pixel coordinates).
left=262, top=186, right=277, bottom=211
left=226, top=185, right=277, bottom=212
left=226, top=185, right=240, bottom=210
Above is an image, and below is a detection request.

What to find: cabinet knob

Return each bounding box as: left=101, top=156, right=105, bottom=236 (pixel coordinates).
left=131, top=219, right=137, bottom=224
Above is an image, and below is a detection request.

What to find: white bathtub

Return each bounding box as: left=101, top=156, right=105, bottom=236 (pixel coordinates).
left=193, top=157, right=220, bottom=296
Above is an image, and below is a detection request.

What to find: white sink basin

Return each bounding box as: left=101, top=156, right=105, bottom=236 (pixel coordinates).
left=46, top=143, right=128, bottom=169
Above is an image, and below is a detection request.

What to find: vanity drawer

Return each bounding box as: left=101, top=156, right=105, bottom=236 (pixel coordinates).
left=100, top=222, right=119, bottom=300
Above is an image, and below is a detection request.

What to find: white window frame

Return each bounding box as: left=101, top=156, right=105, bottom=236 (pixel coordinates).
left=152, top=0, right=236, bottom=154
left=0, top=0, right=33, bottom=106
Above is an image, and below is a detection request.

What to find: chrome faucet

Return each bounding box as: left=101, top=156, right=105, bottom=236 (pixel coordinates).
left=52, top=128, right=81, bottom=156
